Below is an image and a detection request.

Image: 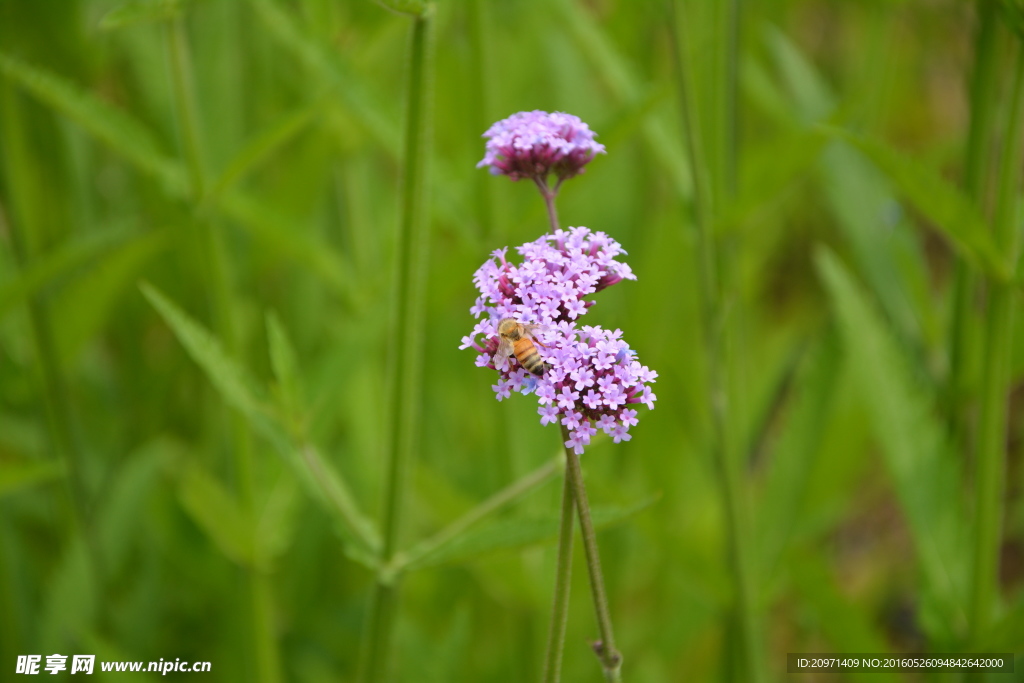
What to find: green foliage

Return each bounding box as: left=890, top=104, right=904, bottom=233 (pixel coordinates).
left=828, top=128, right=1009, bottom=281
left=0, top=52, right=185, bottom=193
left=2, top=0, right=1023, bottom=680
left=100, top=0, right=184, bottom=30
left=817, top=250, right=969, bottom=639
left=404, top=493, right=661, bottom=571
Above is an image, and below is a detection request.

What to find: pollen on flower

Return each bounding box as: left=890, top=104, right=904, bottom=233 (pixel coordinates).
left=478, top=111, right=606, bottom=182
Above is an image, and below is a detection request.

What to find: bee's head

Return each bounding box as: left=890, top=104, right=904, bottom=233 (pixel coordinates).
left=496, top=318, right=518, bottom=337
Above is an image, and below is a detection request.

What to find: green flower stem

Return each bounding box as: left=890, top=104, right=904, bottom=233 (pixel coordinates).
left=165, top=18, right=279, bottom=683
left=969, top=43, right=1024, bottom=645
left=358, top=7, right=434, bottom=682
left=668, top=3, right=765, bottom=682
left=541, top=464, right=575, bottom=683
left=562, top=426, right=622, bottom=682
left=0, top=83, right=105, bottom=614
left=947, top=0, right=1000, bottom=446
left=535, top=177, right=563, bottom=235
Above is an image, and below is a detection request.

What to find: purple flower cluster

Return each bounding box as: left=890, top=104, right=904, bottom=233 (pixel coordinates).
left=460, top=230, right=656, bottom=454
left=477, top=111, right=606, bottom=182
left=468, top=227, right=636, bottom=326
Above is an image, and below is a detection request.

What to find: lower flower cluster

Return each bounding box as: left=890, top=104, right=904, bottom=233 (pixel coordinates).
left=461, top=321, right=657, bottom=454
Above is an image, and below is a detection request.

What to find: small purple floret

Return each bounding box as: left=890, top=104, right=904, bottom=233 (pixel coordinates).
left=463, top=229, right=654, bottom=453
left=469, top=227, right=635, bottom=326
left=478, top=111, right=606, bottom=182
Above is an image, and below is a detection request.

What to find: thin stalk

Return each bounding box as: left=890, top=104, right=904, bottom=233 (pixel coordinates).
left=541, top=467, right=576, bottom=683
left=0, top=86, right=104, bottom=604
left=467, top=0, right=496, bottom=244
left=562, top=426, right=621, bottom=682
left=165, top=18, right=278, bottom=683
left=947, top=0, right=1001, bottom=447
left=358, top=8, right=434, bottom=683
left=668, top=2, right=764, bottom=681
left=969, top=43, right=1024, bottom=645
left=535, top=177, right=562, bottom=234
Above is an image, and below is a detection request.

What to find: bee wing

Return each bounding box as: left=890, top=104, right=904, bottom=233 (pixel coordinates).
left=522, top=323, right=551, bottom=346
left=493, top=338, right=514, bottom=369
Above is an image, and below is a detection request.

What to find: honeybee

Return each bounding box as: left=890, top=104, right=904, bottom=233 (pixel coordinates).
left=494, top=318, right=550, bottom=376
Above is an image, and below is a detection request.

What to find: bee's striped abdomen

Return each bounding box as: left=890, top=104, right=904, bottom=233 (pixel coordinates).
left=514, top=338, right=548, bottom=376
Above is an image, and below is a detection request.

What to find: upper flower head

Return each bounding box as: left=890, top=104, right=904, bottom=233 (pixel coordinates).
left=477, top=111, right=606, bottom=182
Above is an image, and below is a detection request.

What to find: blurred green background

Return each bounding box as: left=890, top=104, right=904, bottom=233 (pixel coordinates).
left=1, top=0, right=1023, bottom=681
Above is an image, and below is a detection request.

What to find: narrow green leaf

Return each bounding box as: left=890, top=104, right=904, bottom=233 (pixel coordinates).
left=826, top=128, right=1009, bottom=281
left=141, top=282, right=267, bottom=421
left=758, top=332, right=841, bottom=582
left=294, top=443, right=381, bottom=566
left=553, top=0, right=690, bottom=195
left=97, top=437, right=179, bottom=573
left=39, top=538, right=96, bottom=648
left=0, top=52, right=186, bottom=193
left=204, top=98, right=324, bottom=206
left=763, top=30, right=932, bottom=347
left=816, top=249, right=969, bottom=637
left=177, top=461, right=255, bottom=566
left=404, top=493, right=661, bottom=571
left=141, top=282, right=380, bottom=560
left=375, top=0, right=428, bottom=18
left=255, top=470, right=302, bottom=566
left=1000, top=0, right=1024, bottom=41
left=791, top=554, right=901, bottom=683
left=977, top=590, right=1024, bottom=650
left=251, top=0, right=399, bottom=156
left=718, top=126, right=826, bottom=234
left=0, top=229, right=127, bottom=321
left=54, top=229, right=174, bottom=366
left=266, top=310, right=302, bottom=423
left=218, top=193, right=363, bottom=308
left=0, top=460, right=64, bottom=499
left=764, top=26, right=834, bottom=123
left=99, top=0, right=182, bottom=30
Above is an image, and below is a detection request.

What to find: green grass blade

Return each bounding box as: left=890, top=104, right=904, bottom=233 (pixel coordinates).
left=0, top=52, right=186, bottom=194
left=140, top=282, right=380, bottom=560
left=294, top=443, right=381, bottom=565
left=251, top=0, right=399, bottom=156
left=0, top=460, right=64, bottom=499
left=827, top=128, right=1009, bottom=281
left=758, top=332, right=841, bottom=582
left=266, top=310, right=302, bottom=424
left=218, top=192, right=363, bottom=308
left=141, top=282, right=268, bottom=420
left=376, top=0, right=427, bottom=17
left=816, top=249, right=968, bottom=638
left=100, top=0, right=183, bottom=30
left=0, top=228, right=128, bottom=322
left=52, top=229, right=174, bottom=367
left=177, top=460, right=255, bottom=567
left=764, top=26, right=833, bottom=123
left=791, top=554, right=901, bottom=683
left=204, top=98, right=324, bottom=206
left=96, top=437, right=179, bottom=573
